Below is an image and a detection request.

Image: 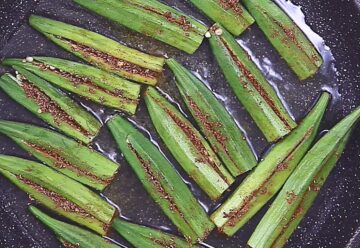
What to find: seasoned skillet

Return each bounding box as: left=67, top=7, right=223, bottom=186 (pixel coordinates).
left=0, top=0, right=359, bottom=247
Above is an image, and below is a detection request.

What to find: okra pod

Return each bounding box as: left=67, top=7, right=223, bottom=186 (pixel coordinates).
left=210, top=92, right=330, bottom=236
left=112, top=218, right=200, bottom=248
left=144, top=87, right=234, bottom=200
left=30, top=206, right=119, bottom=248
left=208, top=23, right=297, bottom=142
left=3, top=57, right=140, bottom=114
left=0, top=68, right=101, bottom=144
left=73, top=0, right=208, bottom=54
left=248, top=106, right=360, bottom=248
left=0, top=120, right=119, bottom=191
left=28, top=15, right=165, bottom=85
left=0, top=156, right=116, bottom=235
left=166, top=59, right=256, bottom=176
left=242, top=0, right=323, bottom=80
left=108, top=115, right=214, bottom=243
left=189, top=0, right=254, bottom=36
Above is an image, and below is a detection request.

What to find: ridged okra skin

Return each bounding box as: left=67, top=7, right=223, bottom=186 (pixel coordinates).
left=0, top=120, right=120, bottom=191
left=73, top=0, right=208, bottom=54
left=0, top=67, right=101, bottom=144
left=242, top=0, right=323, bottom=80
left=3, top=57, right=141, bottom=114
left=0, top=156, right=117, bottom=235
left=189, top=0, right=254, bottom=36
left=209, top=23, right=297, bottom=142
left=166, top=58, right=257, bottom=177
left=144, top=87, right=234, bottom=200
left=29, top=15, right=165, bottom=85
left=211, top=92, right=330, bottom=236
left=249, top=105, right=360, bottom=248
left=108, top=115, right=214, bottom=243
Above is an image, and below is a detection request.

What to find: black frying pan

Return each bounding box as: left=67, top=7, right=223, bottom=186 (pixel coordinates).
left=0, top=0, right=359, bottom=247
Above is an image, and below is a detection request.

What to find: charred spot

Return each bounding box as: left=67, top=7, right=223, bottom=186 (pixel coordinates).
left=128, top=144, right=183, bottom=216
left=219, top=0, right=244, bottom=15
left=150, top=237, right=177, bottom=248
left=20, top=78, right=91, bottom=136
left=59, top=37, right=159, bottom=79
left=18, top=175, right=91, bottom=217
left=61, top=240, right=79, bottom=248
left=27, top=143, right=113, bottom=186
left=219, top=36, right=294, bottom=130
left=286, top=191, right=297, bottom=204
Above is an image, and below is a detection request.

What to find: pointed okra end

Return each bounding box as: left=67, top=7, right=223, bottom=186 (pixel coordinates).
left=29, top=206, right=119, bottom=248
left=210, top=92, right=331, bottom=236
left=112, top=218, right=201, bottom=248
left=166, top=58, right=257, bottom=177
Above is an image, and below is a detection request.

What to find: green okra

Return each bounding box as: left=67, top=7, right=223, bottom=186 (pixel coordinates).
left=3, top=57, right=140, bottom=114
left=108, top=115, right=214, bottom=243
left=189, top=0, right=254, bottom=36
left=242, top=0, right=323, bottom=80
left=0, top=68, right=101, bottom=144
left=210, top=92, right=330, bottom=236
left=112, top=218, right=201, bottom=248
left=166, top=58, right=256, bottom=177
left=28, top=15, right=165, bottom=85
left=0, top=156, right=116, bottom=235
left=208, top=23, right=297, bottom=142
left=248, top=106, right=360, bottom=248
left=0, top=120, right=119, bottom=191
left=30, top=206, right=119, bottom=248
left=144, top=87, right=234, bottom=200
left=73, top=0, right=208, bottom=54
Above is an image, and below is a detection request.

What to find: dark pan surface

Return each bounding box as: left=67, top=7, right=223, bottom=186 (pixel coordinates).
left=0, top=0, right=359, bottom=247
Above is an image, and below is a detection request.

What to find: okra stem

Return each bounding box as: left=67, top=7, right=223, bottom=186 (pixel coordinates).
left=73, top=0, right=208, bottom=54
left=112, top=218, right=201, bottom=248
left=166, top=58, right=257, bottom=176
left=0, top=156, right=116, bottom=235
left=248, top=105, right=360, bottom=248
left=208, top=23, right=297, bottom=142
left=144, top=87, right=234, bottom=200
left=108, top=115, right=214, bottom=243
left=0, top=68, right=101, bottom=144
left=3, top=57, right=141, bottom=114
left=189, top=0, right=254, bottom=36
left=30, top=206, right=119, bottom=248
left=242, top=0, right=323, bottom=80
left=0, top=120, right=119, bottom=191
left=29, top=15, right=165, bottom=85
left=210, top=92, right=330, bottom=236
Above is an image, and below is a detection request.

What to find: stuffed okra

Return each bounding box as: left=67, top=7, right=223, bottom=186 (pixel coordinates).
left=3, top=57, right=141, bottom=114
left=0, top=156, right=116, bottom=235
left=30, top=206, right=119, bottom=248
left=144, top=87, right=234, bottom=200
left=28, top=15, right=165, bottom=85
left=108, top=115, right=214, bottom=243
left=210, top=92, right=330, bottom=236
left=242, top=0, right=323, bottom=80
left=166, top=59, right=257, bottom=177
left=189, top=0, right=254, bottom=36
left=0, top=120, right=119, bottom=191
left=73, top=0, right=208, bottom=54
left=248, top=106, right=360, bottom=248
left=0, top=68, right=100, bottom=144
left=208, top=23, right=296, bottom=142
